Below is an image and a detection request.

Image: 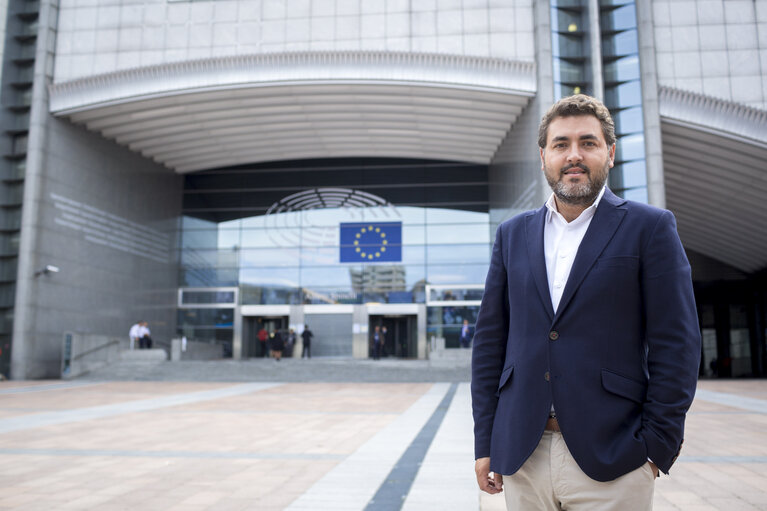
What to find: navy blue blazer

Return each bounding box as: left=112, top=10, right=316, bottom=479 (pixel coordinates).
left=471, top=188, right=700, bottom=482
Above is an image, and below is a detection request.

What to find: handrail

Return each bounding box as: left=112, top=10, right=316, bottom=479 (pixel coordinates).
left=71, top=338, right=120, bottom=362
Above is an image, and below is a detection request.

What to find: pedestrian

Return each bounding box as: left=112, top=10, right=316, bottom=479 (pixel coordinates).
left=269, top=330, right=284, bottom=361
left=471, top=94, right=700, bottom=510
left=459, top=319, right=472, bottom=349
left=138, top=321, right=152, bottom=349
left=257, top=325, right=268, bottom=357
left=129, top=321, right=141, bottom=350
left=371, top=325, right=383, bottom=360
left=301, top=324, right=313, bottom=358
left=285, top=328, right=296, bottom=358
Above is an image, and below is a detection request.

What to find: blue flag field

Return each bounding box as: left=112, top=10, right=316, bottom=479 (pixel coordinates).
left=340, top=222, right=402, bottom=263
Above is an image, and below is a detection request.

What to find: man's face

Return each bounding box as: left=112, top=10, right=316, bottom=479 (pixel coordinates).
left=540, top=115, right=615, bottom=206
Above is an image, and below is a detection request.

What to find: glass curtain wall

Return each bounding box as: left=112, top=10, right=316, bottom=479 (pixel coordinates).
left=600, top=0, right=648, bottom=202
left=178, top=158, right=490, bottom=349
left=551, top=0, right=594, bottom=98
left=550, top=0, right=649, bottom=203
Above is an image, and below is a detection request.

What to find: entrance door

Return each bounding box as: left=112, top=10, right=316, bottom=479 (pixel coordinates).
left=368, top=315, right=417, bottom=358
left=243, top=316, right=288, bottom=358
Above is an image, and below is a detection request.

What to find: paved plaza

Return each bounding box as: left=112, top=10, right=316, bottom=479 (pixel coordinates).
left=0, top=359, right=765, bottom=510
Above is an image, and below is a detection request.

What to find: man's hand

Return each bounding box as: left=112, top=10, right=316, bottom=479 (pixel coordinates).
left=648, top=461, right=659, bottom=479
left=475, top=457, right=503, bottom=494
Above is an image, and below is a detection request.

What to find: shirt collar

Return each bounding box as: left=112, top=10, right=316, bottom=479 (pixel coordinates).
left=545, top=186, right=606, bottom=224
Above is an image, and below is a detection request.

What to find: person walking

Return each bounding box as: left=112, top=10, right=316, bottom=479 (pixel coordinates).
left=301, top=325, right=313, bottom=358
left=471, top=94, right=700, bottom=510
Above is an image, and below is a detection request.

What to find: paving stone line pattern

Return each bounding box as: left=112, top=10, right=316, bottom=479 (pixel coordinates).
left=365, top=383, right=458, bottom=510
left=0, top=365, right=765, bottom=510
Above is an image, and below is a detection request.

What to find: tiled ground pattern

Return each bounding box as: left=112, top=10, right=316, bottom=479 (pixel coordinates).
left=0, top=378, right=764, bottom=510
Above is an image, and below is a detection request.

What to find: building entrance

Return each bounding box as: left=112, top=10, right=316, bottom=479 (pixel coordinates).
left=243, top=316, right=288, bottom=358
left=368, top=315, right=417, bottom=359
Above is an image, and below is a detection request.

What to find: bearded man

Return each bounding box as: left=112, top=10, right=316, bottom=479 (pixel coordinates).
left=471, top=94, right=700, bottom=510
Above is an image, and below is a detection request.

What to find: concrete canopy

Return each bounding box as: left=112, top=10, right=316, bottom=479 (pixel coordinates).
left=659, top=87, right=767, bottom=274
left=49, top=52, right=535, bottom=173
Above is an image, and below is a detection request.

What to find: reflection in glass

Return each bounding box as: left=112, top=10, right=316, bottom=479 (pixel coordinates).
left=610, top=160, right=647, bottom=190
left=600, top=3, right=637, bottom=32
left=613, top=106, right=644, bottom=136
left=427, top=305, right=481, bottom=348
left=602, top=29, right=638, bottom=57
left=604, top=81, right=642, bottom=108
left=603, top=55, right=640, bottom=83
left=426, top=244, right=491, bottom=265
left=181, top=172, right=491, bottom=305
left=427, top=264, right=490, bottom=285
left=426, top=223, right=491, bottom=244
left=553, top=59, right=587, bottom=83
left=615, top=133, right=645, bottom=162
left=621, top=187, right=648, bottom=204
left=552, top=34, right=586, bottom=59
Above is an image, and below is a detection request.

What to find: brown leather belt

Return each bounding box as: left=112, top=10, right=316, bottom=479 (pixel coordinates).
left=545, top=417, right=561, bottom=432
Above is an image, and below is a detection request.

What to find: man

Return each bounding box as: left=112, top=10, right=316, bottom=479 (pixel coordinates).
left=138, top=321, right=152, bottom=349
left=301, top=324, right=313, bottom=358
left=129, top=321, right=141, bottom=350
left=371, top=325, right=384, bottom=360
left=471, top=94, right=700, bottom=510
left=460, top=319, right=472, bottom=349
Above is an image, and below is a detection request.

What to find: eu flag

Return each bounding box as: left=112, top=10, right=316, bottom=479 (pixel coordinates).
left=340, top=222, right=402, bottom=263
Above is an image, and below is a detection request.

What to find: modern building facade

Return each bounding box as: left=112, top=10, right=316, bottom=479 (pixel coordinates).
left=1, top=0, right=765, bottom=379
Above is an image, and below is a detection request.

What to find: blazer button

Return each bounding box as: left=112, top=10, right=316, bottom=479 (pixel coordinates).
left=544, top=371, right=550, bottom=382
left=549, top=331, right=559, bottom=341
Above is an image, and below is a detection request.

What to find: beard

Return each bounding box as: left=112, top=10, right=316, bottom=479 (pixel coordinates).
left=545, top=160, right=610, bottom=207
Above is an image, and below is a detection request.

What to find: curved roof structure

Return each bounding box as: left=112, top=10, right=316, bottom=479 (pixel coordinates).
left=49, top=51, right=535, bottom=173
left=659, top=87, right=767, bottom=273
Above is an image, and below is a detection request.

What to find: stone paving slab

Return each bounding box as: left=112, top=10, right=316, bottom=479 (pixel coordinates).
left=0, top=367, right=765, bottom=510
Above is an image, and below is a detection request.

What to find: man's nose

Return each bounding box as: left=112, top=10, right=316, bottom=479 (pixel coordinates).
left=566, top=146, right=583, bottom=163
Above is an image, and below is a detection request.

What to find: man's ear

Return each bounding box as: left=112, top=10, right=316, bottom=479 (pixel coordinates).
left=540, top=147, right=545, bottom=170
left=608, top=143, right=616, bottom=168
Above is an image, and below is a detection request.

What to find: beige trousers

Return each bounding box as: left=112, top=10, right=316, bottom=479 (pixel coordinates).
left=502, top=431, right=655, bottom=511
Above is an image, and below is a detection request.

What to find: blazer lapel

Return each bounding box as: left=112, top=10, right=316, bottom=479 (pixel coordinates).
left=525, top=207, right=555, bottom=320
left=553, top=189, right=627, bottom=321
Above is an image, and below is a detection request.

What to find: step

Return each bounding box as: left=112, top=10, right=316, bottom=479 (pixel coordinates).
left=120, top=349, right=168, bottom=363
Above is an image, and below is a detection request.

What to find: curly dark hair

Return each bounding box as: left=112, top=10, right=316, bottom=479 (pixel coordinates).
left=538, top=94, right=616, bottom=149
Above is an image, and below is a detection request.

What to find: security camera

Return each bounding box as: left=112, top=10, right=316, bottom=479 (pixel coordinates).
left=34, top=265, right=60, bottom=277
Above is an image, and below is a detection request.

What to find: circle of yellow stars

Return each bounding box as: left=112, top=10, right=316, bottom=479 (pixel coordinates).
left=354, top=225, right=388, bottom=260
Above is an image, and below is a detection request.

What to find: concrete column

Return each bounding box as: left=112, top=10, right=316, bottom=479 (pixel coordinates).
left=635, top=0, right=666, bottom=208
left=352, top=305, right=369, bottom=359
left=587, top=0, right=604, bottom=100
left=11, top=0, right=57, bottom=379
left=535, top=0, right=556, bottom=206
left=416, top=304, right=427, bottom=359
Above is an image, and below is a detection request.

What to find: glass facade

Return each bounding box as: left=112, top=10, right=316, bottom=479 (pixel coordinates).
left=551, top=0, right=595, bottom=98
left=599, top=0, right=648, bottom=202
left=550, top=0, right=649, bottom=204
left=177, top=158, right=490, bottom=351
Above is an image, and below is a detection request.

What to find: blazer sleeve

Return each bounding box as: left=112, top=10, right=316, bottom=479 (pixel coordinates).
left=471, top=224, right=510, bottom=459
left=639, top=210, right=701, bottom=474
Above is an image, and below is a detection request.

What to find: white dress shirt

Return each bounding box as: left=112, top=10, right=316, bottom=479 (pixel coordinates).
left=544, top=186, right=606, bottom=313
